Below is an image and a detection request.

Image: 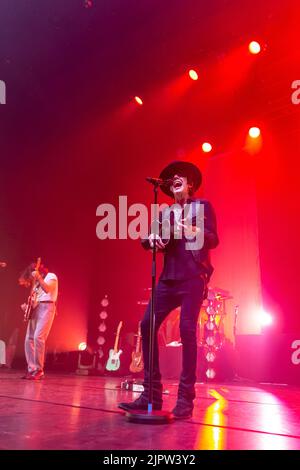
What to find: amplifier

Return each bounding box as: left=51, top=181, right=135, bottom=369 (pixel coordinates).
left=120, top=380, right=144, bottom=392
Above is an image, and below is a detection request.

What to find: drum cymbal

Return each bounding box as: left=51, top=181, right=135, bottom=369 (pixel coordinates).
left=208, top=286, right=233, bottom=300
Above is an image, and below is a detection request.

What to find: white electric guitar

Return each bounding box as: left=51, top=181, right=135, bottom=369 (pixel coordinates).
left=105, top=321, right=123, bottom=371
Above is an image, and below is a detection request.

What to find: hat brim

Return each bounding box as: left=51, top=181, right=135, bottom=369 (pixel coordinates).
left=159, top=161, right=202, bottom=198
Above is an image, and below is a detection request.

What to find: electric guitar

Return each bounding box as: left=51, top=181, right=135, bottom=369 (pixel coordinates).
left=105, top=321, right=123, bottom=371
left=23, top=257, right=41, bottom=323
left=129, top=321, right=144, bottom=373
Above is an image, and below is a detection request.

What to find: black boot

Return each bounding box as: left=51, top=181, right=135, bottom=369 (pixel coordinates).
left=118, top=393, right=162, bottom=412
left=118, top=382, right=163, bottom=411
left=172, top=399, right=193, bottom=419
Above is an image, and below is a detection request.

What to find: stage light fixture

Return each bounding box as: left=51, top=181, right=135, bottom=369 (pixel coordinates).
left=206, top=336, right=215, bottom=346
left=134, top=96, right=143, bottom=106
left=249, top=41, right=261, bottom=54
left=206, top=320, right=215, bottom=331
left=98, top=347, right=104, bottom=359
left=101, top=296, right=109, bottom=307
left=206, top=368, right=216, bottom=379
left=98, top=322, right=107, bottom=333
left=206, top=351, right=216, bottom=362
left=97, top=335, right=106, bottom=345
left=78, top=342, right=87, bottom=351
left=202, top=142, right=212, bottom=153
left=249, top=126, right=261, bottom=138
left=206, top=305, right=215, bottom=315
left=84, top=0, right=93, bottom=8
left=99, top=310, right=108, bottom=320
left=188, top=69, right=198, bottom=81
left=259, top=309, right=273, bottom=327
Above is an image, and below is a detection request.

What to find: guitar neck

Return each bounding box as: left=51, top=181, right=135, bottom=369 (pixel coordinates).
left=135, top=323, right=141, bottom=353
left=30, top=280, right=38, bottom=295
left=113, top=335, right=119, bottom=353
left=113, top=322, right=122, bottom=352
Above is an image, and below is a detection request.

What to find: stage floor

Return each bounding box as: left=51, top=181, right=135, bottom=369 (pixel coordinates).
left=0, top=369, right=300, bottom=450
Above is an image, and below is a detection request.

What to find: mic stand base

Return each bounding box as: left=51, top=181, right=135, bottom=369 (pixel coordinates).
left=125, top=409, right=172, bottom=424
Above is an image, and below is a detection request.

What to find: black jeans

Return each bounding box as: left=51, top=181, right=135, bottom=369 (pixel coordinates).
left=141, top=276, right=205, bottom=404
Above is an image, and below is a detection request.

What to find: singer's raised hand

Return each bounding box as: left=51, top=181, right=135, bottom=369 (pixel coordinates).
left=148, top=233, right=166, bottom=250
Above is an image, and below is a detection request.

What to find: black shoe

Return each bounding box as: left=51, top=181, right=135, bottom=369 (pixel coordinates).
left=118, top=394, right=162, bottom=412
left=21, top=371, right=34, bottom=379
left=172, top=402, right=193, bottom=419
left=28, top=370, right=44, bottom=381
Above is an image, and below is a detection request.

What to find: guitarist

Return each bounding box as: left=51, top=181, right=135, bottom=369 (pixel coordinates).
left=119, top=161, right=219, bottom=419
left=19, top=262, right=58, bottom=380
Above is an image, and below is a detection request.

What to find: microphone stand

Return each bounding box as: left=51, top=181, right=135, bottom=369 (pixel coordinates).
left=125, top=180, right=172, bottom=424
left=233, top=304, right=239, bottom=347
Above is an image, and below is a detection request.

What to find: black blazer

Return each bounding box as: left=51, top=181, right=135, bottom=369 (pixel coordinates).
left=141, top=198, right=219, bottom=281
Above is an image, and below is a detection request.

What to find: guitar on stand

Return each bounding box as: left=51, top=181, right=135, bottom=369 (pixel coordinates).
left=105, top=321, right=123, bottom=372
left=129, top=321, right=144, bottom=373
left=23, top=257, right=42, bottom=323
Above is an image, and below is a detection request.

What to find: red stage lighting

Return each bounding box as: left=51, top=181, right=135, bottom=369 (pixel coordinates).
left=78, top=342, right=87, bottom=351
left=248, top=41, right=261, bottom=55
left=134, top=96, right=143, bottom=106
left=259, top=309, right=273, bottom=327
left=202, top=142, right=212, bottom=153
left=248, top=126, right=261, bottom=138
left=188, top=69, right=198, bottom=81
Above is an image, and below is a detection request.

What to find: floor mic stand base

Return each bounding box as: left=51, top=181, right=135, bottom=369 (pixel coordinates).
left=125, top=409, right=172, bottom=424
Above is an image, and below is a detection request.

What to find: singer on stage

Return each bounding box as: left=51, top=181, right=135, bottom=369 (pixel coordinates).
left=119, top=160, right=219, bottom=419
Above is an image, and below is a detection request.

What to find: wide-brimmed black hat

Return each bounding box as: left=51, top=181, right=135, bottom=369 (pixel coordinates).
left=159, top=160, right=202, bottom=198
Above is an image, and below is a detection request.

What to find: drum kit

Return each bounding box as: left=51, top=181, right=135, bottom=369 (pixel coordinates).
left=137, top=285, right=235, bottom=381
left=138, top=285, right=234, bottom=348
left=198, top=286, right=233, bottom=348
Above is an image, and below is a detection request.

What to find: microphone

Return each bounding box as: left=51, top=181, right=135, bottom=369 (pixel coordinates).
left=146, top=177, right=173, bottom=186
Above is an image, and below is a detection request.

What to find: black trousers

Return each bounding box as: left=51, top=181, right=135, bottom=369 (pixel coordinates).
left=141, top=276, right=205, bottom=404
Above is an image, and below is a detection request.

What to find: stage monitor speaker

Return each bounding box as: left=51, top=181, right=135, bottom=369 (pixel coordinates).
left=159, top=345, right=182, bottom=379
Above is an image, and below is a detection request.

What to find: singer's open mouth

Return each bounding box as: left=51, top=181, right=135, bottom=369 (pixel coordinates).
left=173, top=178, right=183, bottom=189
